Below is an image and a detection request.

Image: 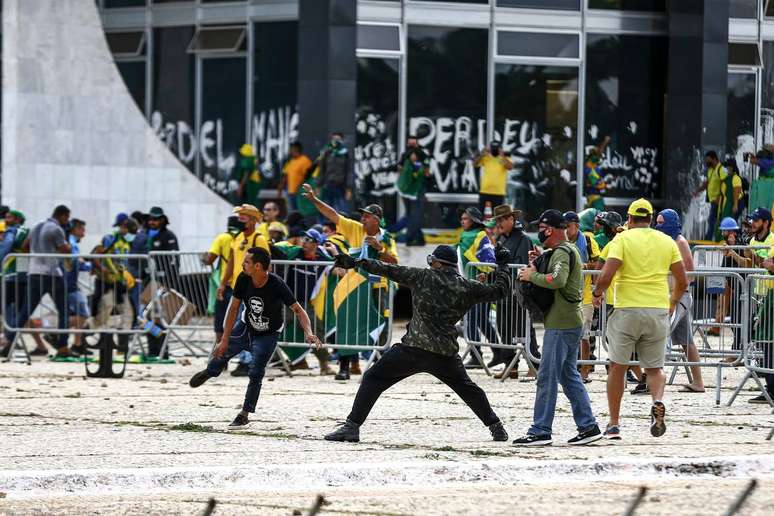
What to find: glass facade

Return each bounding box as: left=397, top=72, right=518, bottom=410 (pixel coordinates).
left=116, top=61, right=145, bottom=114
left=727, top=72, right=757, bottom=165
left=588, top=0, right=665, bottom=10
left=497, top=0, right=579, bottom=9
left=585, top=33, right=667, bottom=199
left=762, top=42, right=774, bottom=146
left=104, top=0, right=145, bottom=7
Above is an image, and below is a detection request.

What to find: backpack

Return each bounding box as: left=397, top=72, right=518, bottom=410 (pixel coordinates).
left=515, top=244, right=581, bottom=323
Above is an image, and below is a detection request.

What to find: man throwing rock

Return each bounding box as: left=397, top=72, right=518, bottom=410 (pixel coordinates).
left=323, top=244, right=512, bottom=443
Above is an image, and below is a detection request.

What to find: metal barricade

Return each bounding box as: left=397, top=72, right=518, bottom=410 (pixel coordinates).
left=147, top=250, right=216, bottom=358
left=461, top=262, right=532, bottom=380
left=727, top=274, right=774, bottom=407
left=272, top=259, right=396, bottom=371
left=1, top=253, right=151, bottom=375
left=692, top=245, right=769, bottom=269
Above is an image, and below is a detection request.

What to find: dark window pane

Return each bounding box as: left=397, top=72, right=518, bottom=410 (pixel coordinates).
left=355, top=57, right=400, bottom=222
left=588, top=0, right=665, bottom=11
left=415, top=0, right=488, bottom=3
left=729, top=42, right=761, bottom=66
left=153, top=0, right=193, bottom=3
left=189, top=27, right=246, bottom=53
left=202, top=0, right=244, bottom=2
left=408, top=25, right=488, bottom=228
left=497, top=31, right=579, bottom=58
left=495, top=64, right=578, bottom=220
left=727, top=72, right=756, bottom=160
left=252, top=21, right=299, bottom=189
left=762, top=42, right=774, bottom=146
left=116, top=61, right=146, bottom=114
left=201, top=57, right=247, bottom=200
left=357, top=24, right=400, bottom=51
left=151, top=26, right=197, bottom=173
left=106, top=31, right=145, bottom=56
left=497, top=0, right=579, bottom=9
left=585, top=33, right=667, bottom=199
left=730, top=0, right=758, bottom=18
left=104, top=0, right=145, bottom=7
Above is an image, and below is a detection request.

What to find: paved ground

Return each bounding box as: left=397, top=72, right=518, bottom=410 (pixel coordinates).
left=1, top=352, right=774, bottom=515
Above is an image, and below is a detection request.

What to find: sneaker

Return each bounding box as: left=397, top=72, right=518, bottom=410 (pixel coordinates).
left=631, top=382, right=649, bottom=395
left=189, top=370, right=211, bottom=388
left=568, top=425, right=603, bottom=446
left=626, top=370, right=640, bottom=384
left=489, top=421, right=509, bottom=442
left=748, top=394, right=774, bottom=404
left=70, top=346, right=92, bottom=356
left=230, top=363, right=249, bottom=377
left=650, top=401, right=666, bottom=437
left=227, top=413, right=250, bottom=430
left=603, top=425, right=621, bottom=440
left=512, top=434, right=552, bottom=446
left=324, top=420, right=360, bottom=442
left=334, top=371, right=350, bottom=381
left=30, top=348, right=49, bottom=356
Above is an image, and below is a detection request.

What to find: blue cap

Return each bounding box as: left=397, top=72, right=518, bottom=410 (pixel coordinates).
left=750, top=207, right=772, bottom=222
left=304, top=228, right=324, bottom=245
left=719, top=217, right=740, bottom=231
left=113, top=212, right=129, bottom=227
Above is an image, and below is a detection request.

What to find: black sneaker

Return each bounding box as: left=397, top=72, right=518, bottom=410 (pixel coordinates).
left=334, top=371, right=350, bottom=381
left=70, top=346, right=92, bottom=356
left=324, top=420, right=360, bottom=442
left=489, top=421, right=509, bottom=442
left=512, top=434, right=552, bottom=446
left=631, top=382, right=649, bottom=395
left=227, top=413, right=250, bottom=430
left=230, top=363, right=249, bottom=377
left=189, top=370, right=211, bottom=388
left=30, top=348, right=49, bottom=356
left=748, top=394, right=774, bottom=404
left=650, top=401, right=666, bottom=437
left=568, top=425, right=603, bottom=446
left=626, top=370, right=640, bottom=384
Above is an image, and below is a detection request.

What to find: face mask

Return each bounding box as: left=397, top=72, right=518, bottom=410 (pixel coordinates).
left=490, top=145, right=500, bottom=155
left=538, top=229, right=550, bottom=244
left=655, top=209, right=681, bottom=240
left=331, top=139, right=341, bottom=147
left=148, top=229, right=160, bottom=239
left=124, top=233, right=136, bottom=243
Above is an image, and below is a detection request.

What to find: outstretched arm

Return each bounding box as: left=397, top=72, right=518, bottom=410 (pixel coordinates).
left=325, top=243, right=421, bottom=288
left=301, top=184, right=340, bottom=224
left=467, top=265, right=511, bottom=304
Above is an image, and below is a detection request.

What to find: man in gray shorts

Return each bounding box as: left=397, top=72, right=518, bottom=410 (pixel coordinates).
left=592, top=199, right=687, bottom=440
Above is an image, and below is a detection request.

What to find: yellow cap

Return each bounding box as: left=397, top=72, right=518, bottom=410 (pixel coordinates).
left=239, top=144, right=255, bottom=157
left=268, top=221, right=288, bottom=236
left=627, top=198, right=653, bottom=217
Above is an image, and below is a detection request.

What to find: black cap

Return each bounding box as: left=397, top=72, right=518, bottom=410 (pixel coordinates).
left=750, top=207, right=772, bottom=222
left=563, top=211, right=580, bottom=224
left=358, top=204, right=383, bottom=220
left=531, top=209, right=567, bottom=229
left=148, top=206, right=165, bottom=219
left=429, top=244, right=458, bottom=266
left=599, top=211, right=624, bottom=229
left=464, top=207, right=484, bottom=225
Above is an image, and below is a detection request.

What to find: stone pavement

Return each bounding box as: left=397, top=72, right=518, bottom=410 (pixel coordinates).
left=1, top=356, right=774, bottom=515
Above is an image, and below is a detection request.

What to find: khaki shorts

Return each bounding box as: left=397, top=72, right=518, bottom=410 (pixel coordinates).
left=607, top=308, right=669, bottom=368
left=581, top=304, right=594, bottom=338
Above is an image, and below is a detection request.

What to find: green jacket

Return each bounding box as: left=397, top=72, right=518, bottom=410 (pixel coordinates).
left=528, top=243, right=583, bottom=329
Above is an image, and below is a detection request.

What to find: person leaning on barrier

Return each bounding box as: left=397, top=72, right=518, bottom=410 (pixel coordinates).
left=511, top=210, right=601, bottom=447
left=490, top=204, right=540, bottom=378
left=189, top=247, right=322, bottom=430
left=655, top=209, right=705, bottom=393
left=5, top=205, right=75, bottom=359
left=722, top=207, right=774, bottom=269
left=592, top=199, right=687, bottom=441
left=322, top=243, right=511, bottom=443
left=718, top=217, right=745, bottom=355
left=217, top=204, right=271, bottom=377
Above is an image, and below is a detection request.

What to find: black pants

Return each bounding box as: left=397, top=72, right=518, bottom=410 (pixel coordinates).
left=347, top=344, right=500, bottom=427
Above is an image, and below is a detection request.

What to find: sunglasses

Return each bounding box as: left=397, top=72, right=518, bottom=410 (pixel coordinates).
left=302, top=236, right=317, bottom=244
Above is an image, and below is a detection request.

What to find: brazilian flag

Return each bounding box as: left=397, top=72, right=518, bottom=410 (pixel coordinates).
left=332, top=270, right=385, bottom=358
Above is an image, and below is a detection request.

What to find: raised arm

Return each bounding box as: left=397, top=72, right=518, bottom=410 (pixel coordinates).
left=359, top=259, right=423, bottom=288
left=467, top=265, right=511, bottom=304
left=301, top=183, right=340, bottom=224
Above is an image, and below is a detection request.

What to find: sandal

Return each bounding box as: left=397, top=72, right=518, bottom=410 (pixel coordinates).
left=678, top=384, right=705, bottom=393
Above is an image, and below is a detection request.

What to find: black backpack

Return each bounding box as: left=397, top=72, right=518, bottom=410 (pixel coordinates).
left=515, top=244, right=580, bottom=323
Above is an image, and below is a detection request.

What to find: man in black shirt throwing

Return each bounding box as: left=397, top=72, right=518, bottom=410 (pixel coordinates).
left=189, top=247, right=321, bottom=429
left=323, top=243, right=512, bottom=443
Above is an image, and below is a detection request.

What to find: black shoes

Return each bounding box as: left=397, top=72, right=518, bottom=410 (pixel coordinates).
left=324, top=420, right=360, bottom=442
left=227, top=413, right=250, bottom=430
left=567, top=425, right=602, bottom=446
left=650, top=401, right=666, bottom=437
left=631, top=382, right=649, bottom=395
left=748, top=394, right=774, bottom=404
left=489, top=421, right=509, bottom=442
left=230, top=363, right=249, bottom=377
left=189, top=370, right=211, bottom=388
left=335, top=371, right=350, bottom=381
left=512, top=434, right=552, bottom=446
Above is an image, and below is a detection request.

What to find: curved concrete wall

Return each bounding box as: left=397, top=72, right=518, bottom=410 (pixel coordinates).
left=2, top=0, right=233, bottom=251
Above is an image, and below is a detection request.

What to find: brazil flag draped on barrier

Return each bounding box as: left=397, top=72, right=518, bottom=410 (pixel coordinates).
left=331, top=269, right=385, bottom=357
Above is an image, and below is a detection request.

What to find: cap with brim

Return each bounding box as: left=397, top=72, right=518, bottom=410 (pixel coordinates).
left=429, top=244, right=458, bottom=266
left=358, top=204, right=383, bottom=220
left=232, top=203, right=262, bottom=221
left=268, top=221, right=288, bottom=236
left=148, top=206, right=165, bottom=219
left=531, top=209, right=567, bottom=229
left=9, top=209, right=25, bottom=222
left=627, top=198, right=654, bottom=217
left=304, top=228, right=324, bottom=245
left=750, top=207, right=772, bottom=222
left=563, top=211, right=580, bottom=224
left=492, top=204, right=522, bottom=220
left=464, top=207, right=484, bottom=226
left=113, top=212, right=129, bottom=227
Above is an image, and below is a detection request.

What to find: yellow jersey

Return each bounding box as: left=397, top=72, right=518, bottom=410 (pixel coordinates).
left=208, top=232, right=235, bottom=284
left=476, top=154, right=511, bottom=196
left=228, top=230, right=270, bottom=289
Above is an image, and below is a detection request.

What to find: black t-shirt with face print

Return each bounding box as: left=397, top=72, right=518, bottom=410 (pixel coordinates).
left=233, top=272, right=297, bottom=335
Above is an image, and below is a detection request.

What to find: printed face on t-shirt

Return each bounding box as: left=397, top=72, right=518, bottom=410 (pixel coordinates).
left=246, top=296, right=270, bottom=332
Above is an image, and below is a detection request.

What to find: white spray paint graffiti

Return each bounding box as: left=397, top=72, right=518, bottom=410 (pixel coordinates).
left=150, top=107, right=299, bottom=197
left=354, top=113, right=398, bottom=197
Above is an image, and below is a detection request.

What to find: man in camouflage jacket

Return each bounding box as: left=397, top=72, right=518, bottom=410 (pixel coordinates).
left=323, top=243, right=512, bottom=443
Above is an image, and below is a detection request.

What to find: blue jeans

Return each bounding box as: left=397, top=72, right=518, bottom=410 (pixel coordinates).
left=704, top=201, right=719, bottom=241
left=529, top=327, right=596, bottom=436
left=205, top=319, right=278, bottom=413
